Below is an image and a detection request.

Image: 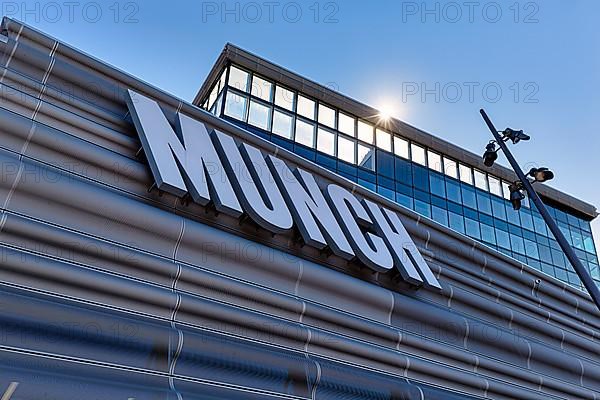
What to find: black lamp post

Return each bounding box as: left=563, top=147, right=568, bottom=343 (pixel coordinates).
left=479, top=109, right=600, bottom=314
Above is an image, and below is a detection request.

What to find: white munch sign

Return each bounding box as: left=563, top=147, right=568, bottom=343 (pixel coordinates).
left=126, top=90, right=441, bottom=290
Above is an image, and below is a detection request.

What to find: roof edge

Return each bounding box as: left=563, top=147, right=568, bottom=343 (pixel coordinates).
left=193, top=43, right=598, bottom=221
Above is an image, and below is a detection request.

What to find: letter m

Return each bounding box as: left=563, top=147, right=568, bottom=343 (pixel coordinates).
left=126, top=90, right=242, bottom=217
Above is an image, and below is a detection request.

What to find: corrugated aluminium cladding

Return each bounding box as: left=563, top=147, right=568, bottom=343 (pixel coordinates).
left=0, top=17, right=598, bottom=400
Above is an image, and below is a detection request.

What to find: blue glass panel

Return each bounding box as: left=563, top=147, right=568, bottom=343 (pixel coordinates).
left=358, top=168, right=376, bottom=183
left=447, top=201, right=462, bottom=215
left=376, top=150, right=395, bottom=179
left=461, top=185, right=477, bottom=209
left=536, top=234, right=550, bottom=247
left=506, top=205, right=520, bottom=226
left=431, top=195, right=446, bottom=209
left=555, top=208, right=568, bottom=223
left=432, top=206, right=449, bottom=226
left=429, top=172, right=446, bottom=198
left=522, top=229, right=536, bottom=242
left=414, top=190, right=430, bottom=202
left=377, top=186, right=395, bottom=201
left=294, top=144, right=315, bottom=161
left=316, top=153, right=337, bottom=171
left=465, top=218, right=481, bottom=239
left=495, top=228, right=511, bottom=249
left=551, top=249, right=566, bottom=268
left=446, top=179, right=462, bottom=204
left=414, top=199, right=431, bottom=218
left=338, top=161, right=357, bottom=177
left=271, top=135, right=294, bottom=150
left=464, top=207, right=478, bottom=220
left=520, top=210, right=534, bottom=232
left=379, top=176, right=395, bottom=190
left=491, top=197, right=507, bottom=220
left=539, top=245, right=552, bottom=263
left=449, top=212, right=465, bottom=234
left=541, top=263, right=555, bottom=276
left=338, top=170, right=358, bottom=182
left=479, top=213, right=494, bottom=226
left=395, top=156, right=413, bottom=186
left=510, top=234, right=526, bottom=255
left=396, top=183, right=412, bottom=196
left=555, top=268, right=568, bottom=281
left=508, top=224, right=522, bottom=236
left=476, top=191, right=492, bottom=215
left=533, top=214, right=547, bottom=236
left=413, top=165, right=430, bottom=192
left=494, top=219, right=508, bottom=231
left=358, top=178, right=376, bottom=192
left=396, top=193, right=414, bottom=209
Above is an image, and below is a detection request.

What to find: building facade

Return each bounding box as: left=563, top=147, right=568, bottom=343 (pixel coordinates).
left=0, top=18, right=599, bottom=400
left=195, top=44, right=599, bottom=292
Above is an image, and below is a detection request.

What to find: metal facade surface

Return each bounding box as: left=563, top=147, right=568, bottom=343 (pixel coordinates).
left=0, top=17, right=598, bottom=399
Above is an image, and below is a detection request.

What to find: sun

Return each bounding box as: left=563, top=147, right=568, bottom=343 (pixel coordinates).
left=376, top=100, right=399, bottom=123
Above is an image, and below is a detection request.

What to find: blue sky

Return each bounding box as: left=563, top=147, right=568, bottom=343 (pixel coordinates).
left=8, top=0, right=599, bottom=243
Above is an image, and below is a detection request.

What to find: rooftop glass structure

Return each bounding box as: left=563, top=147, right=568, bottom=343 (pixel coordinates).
left=195, top=45, right=599, bottom=291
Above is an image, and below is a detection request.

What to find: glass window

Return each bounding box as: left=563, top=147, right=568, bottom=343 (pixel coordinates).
left=459, top=164, right=473, bottom=184
left=413, top=165, right=429, bottom=192
left=357, top=120, right=374, bottom=144
left=247, top=100, right=271, bottom=130
left=295, top=119, right=315, bottom=147
left=520, top=211, right=534, bottom=231
left=481, top=224, right=496, bottom=245
left=357, top=143, right=375, bottom=170
left=376, top=128, right=392, bottom=152
left=524, top=239, right=539, bottom=259
left=488, top=176, right=502, bottom=197
left=275, top=85, right=295, bottom=111
left=272, top=110, right=293, bottom=139
left=496, top=228, right=511, bottom=249
left=338, top=135, right=356, bottom=164
left=465, top=218, right=481, bottom=239
left=297, top=95, right=315, bottom=119
left=394, top=136, right=410, bottom=159
left=208, top=84, right=219, bottom=109
left=444, top=157, right=458, bottom=179
left=432, top=206, right=449, bottom=226
left=462, top=185, right=477, bottom=209
left=571, top=230, right=584, bottom=250
left=251, top=75, right=273, bottom=101
left=446, top=180, right=462, bottom=204
left=411, top=144, right=426, bottom=165
left=318, top=104, right=336, bottom=128
left=474, top=170, right=488, bottom=191
left=317, top=128, right=336, bottom=156
left=491, top=197, right=507, bottom=220
left=414, top=199, right=431, bottom=218
left=584, top=235, right=596, bottom=254
left=430, top=173, right=446, bottom=197
left=338, top=112, right=355, bottom=136
left=427, top=151, right=442, bottom=172
left=506, top=206, right=521, bottom=226
left=477, top=192, right=492, bottom=215
left=502, top=181, right=511, bottom=200
left=449, top=212, right=465, bottom=234
left=533, top=214, right=547, bottom=235
left=510, top=234, right=526, bottom=255
left=228, top=65, right=249, bottom=92
left=224, top=92, right=247, bottom=121
left=395, top=157, right=412, bottom=185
